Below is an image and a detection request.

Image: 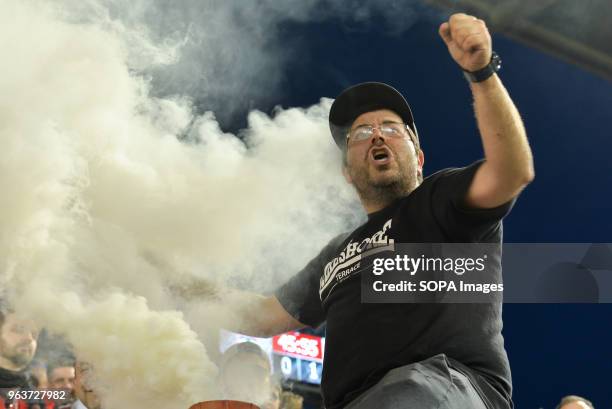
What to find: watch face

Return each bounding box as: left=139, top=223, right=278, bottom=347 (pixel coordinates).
left=492, top=52, right=502, bottom=71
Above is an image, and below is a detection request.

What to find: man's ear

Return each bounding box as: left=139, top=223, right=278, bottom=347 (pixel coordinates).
left=342, top=165, right=353, bottom=184
left=417, top=149, right=425, bottom=174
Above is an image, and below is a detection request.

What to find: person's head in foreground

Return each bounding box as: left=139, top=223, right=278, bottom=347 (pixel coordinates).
left=48, top=359, right=76, bottom=391
left=329, top=82, right=424, bottom=213
left=48, top=358, right=76, bottom=407
left=0, top=307, right=39, bottom=373
left=73, top=361, right=101, bottom=409
left=556, top=395, right=595, bottom=409
left=218, top=342, right=274, bottom=407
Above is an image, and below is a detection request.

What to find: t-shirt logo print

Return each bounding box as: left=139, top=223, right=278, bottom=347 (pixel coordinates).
left=319, top=219, right=395, bottom=300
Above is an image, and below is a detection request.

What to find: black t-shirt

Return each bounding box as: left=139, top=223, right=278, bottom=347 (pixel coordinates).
left=275, top=160, right=515, bottom=409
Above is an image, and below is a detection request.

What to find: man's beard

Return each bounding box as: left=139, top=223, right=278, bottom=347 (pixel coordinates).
left=0, top=338, right=34, bottom=368
left=348, top=151, right=419, bottom=210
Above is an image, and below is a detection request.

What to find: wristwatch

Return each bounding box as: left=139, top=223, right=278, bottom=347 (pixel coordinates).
left=463, top=51, right=501, bottom=83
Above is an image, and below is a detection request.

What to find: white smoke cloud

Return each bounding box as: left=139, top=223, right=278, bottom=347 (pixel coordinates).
left=56, top=0, right=436, bottom=124
left=0, top=0, right=370, bottom=407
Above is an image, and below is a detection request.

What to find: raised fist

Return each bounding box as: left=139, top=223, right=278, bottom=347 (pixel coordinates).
left=439, top=13, right=492, bottom=72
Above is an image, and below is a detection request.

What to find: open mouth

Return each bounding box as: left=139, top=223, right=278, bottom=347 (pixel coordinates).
left=370, top=147, right=392, bottom=165
left=374, top=152, right=388, bottom=160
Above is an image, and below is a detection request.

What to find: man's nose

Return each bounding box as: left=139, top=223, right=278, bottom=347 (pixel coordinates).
left=370, top=127, right=387, bottom=144
left=371, top=134, right=386, bottom=146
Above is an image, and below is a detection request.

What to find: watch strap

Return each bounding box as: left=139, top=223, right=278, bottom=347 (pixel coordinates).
left=463, top=51, right=501, bottom=83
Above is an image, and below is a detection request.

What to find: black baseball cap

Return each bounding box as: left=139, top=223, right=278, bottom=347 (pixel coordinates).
left=329, top=82, right=418, bottom=150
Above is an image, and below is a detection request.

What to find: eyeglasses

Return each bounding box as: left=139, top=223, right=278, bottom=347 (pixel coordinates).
left=346, top=122, right=412, bottom=144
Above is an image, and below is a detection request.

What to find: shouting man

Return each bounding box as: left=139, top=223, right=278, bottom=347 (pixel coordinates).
left=226, top=13, right=533, bottom=409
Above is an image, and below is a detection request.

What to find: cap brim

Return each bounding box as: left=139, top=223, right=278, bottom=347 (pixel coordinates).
left=329, top=82, right=416, bottom=150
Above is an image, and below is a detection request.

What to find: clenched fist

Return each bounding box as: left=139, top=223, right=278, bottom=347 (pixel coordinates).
left=439, top=13, right=492, bottom=72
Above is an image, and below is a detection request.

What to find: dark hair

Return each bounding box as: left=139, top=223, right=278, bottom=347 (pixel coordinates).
left=46, top=357, right=76, bottom=378
left=556, top=395, right=595, bottom=409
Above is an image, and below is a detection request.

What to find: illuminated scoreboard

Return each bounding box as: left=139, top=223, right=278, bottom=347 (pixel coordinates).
left=272, top=332, right=324, bottom=385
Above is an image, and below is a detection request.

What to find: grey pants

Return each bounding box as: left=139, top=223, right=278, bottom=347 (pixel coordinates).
left=343, top=354, right=488, bottom=409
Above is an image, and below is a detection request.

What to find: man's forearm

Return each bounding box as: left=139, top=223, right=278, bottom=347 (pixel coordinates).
left=229, top=291, right=286, bottom=337
left=170, top=279, right=302, bottom=338
left=460, top=72, right=535, bottom=208
left=471, top=73, right=535, bottom=186
left=213, top=288, right=304, bottom=338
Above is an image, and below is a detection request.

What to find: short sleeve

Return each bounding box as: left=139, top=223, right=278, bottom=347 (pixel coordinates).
left=431, top=160, right=516, bottom=241
left=274, top=234, right=346, bottom=328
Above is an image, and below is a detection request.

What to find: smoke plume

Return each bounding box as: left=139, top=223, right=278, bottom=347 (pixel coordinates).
left=0, top=0, right=436, bottom=407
